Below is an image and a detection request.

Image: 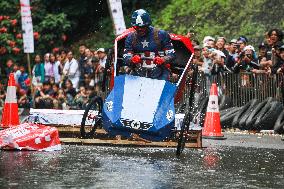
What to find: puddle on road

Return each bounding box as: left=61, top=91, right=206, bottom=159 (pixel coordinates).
left=0, top=145, right=283, bottom=188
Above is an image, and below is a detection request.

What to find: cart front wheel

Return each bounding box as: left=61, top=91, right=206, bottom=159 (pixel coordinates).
left=81, top=96, right=103, bottom=138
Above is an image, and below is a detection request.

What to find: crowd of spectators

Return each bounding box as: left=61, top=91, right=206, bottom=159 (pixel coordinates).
left=189, top=28, right=284, bottom=76
left=0, top=28, right=284, bottom=110
left=0, top=45, right=108, bottom=109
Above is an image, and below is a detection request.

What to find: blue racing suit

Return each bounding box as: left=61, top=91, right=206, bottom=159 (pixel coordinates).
left=123, top=26, right=176, bottom=80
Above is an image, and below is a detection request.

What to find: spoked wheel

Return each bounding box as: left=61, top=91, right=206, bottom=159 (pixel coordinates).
left=80, top=96, right=103, bottom=138
left=176, top=64, right=198, bottom=157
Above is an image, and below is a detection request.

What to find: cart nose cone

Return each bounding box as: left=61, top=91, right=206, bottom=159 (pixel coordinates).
left=103, top=75, right=177, bottom=141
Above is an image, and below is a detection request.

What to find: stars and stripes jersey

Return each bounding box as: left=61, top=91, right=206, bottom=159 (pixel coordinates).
left=123, top=26, right=176, bottom=65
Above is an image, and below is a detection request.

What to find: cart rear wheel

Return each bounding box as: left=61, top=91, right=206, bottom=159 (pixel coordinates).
left=80, top=96, right=103, bottom=138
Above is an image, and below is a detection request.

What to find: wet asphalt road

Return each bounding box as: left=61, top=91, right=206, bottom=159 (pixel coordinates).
left=0, top=133, right=283, bottom=189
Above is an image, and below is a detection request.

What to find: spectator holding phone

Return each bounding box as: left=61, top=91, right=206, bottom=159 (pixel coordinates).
left=225, top=39, right=238, bottom=71
left=210, top=49, right=226, bottom=75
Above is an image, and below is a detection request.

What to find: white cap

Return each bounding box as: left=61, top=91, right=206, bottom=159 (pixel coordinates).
left=203, top=36, right=215, bottom=44
left=229, top=39, right=237, bottom=44
left=203, top=42, right=211, bottom=48
left=243, top=45, right=255, bottom=52
left=97, top=48, right=105, bottom=53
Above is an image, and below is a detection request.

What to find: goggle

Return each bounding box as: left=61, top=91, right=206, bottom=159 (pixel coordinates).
left=133, top=26, right=147, bottom=31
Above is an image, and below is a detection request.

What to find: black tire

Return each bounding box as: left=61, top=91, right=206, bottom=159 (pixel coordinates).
left=80, top=96, right=103, bottom=138
left=245, top=97, right=275, bottom=130
left=220, top=107, right=237, bottom=117
left=219, top=95, right=233, bottom=111
left=232, top=99, right=259, bottom=128
left=238, top=100, right=261, bottom=130
left=274, top=110, right=284, bottom=134
left=220, top=107, right=242, bottom=129
left=254, top=101, right=283, bottom=130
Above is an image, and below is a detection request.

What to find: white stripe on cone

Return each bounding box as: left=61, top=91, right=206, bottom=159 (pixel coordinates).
left=206, top=95, right=219, bottom=113
left=5, top=86, right=17, bottom=103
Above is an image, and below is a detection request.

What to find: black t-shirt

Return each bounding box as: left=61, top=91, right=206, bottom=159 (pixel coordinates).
left=271, top=56, right=284, bottom=74
left=226, top=54, right=236, bottom=70
left=65, top=88, right=77, bottom=98
left=222, top=49, right=230, bottom=61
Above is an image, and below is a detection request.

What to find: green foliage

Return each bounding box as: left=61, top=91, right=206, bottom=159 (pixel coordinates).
left=1, top=0, right=283, bottom=68
left=71, top=17, right=115, bottom=57
left=0, top=0, right=72, bottom=65
left=35, top=13, right=71, bottom=53
left=154, top=0, right=284, bottom=45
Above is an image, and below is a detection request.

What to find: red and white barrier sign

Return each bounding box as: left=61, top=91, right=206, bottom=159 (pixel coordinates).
left=0, top=123, right=61, bottom=151
left=28, top=108, right=98, bottom=126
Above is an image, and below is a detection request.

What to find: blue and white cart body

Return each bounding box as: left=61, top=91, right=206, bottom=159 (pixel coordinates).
left=102, top=28, right=194, bottom=141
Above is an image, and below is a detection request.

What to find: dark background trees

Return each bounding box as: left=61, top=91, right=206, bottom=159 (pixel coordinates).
left=0, top=0, right=283, bottom=64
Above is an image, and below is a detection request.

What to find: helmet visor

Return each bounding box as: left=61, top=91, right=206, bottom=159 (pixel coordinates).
left=133, top=26, right=147, bottom=30
left=133, top=26, right=148, bottom=36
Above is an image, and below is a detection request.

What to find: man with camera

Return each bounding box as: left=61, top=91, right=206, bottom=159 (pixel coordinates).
left=232, top=45, right=260, bottom=73
left=236, top=36, right=248, bottom=53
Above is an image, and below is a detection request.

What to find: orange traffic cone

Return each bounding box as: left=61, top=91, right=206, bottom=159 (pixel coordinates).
left=1, top=73, right=19, bottom=128
left=202, top=83, right=226, bottom=140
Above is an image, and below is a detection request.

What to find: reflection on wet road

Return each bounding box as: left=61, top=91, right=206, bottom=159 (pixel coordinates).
left=0, top=146, right=283, bottom=188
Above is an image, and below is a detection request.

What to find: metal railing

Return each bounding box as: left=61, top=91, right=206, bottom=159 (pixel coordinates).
left=194, top=72, right=284, bottom=107
left=104, top=71, right=284, bottom=109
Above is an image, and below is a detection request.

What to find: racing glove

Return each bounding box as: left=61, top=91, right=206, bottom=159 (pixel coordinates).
left=131, top=55, right=142, bottom=64
left=153, top=57, right=165, bottom=65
